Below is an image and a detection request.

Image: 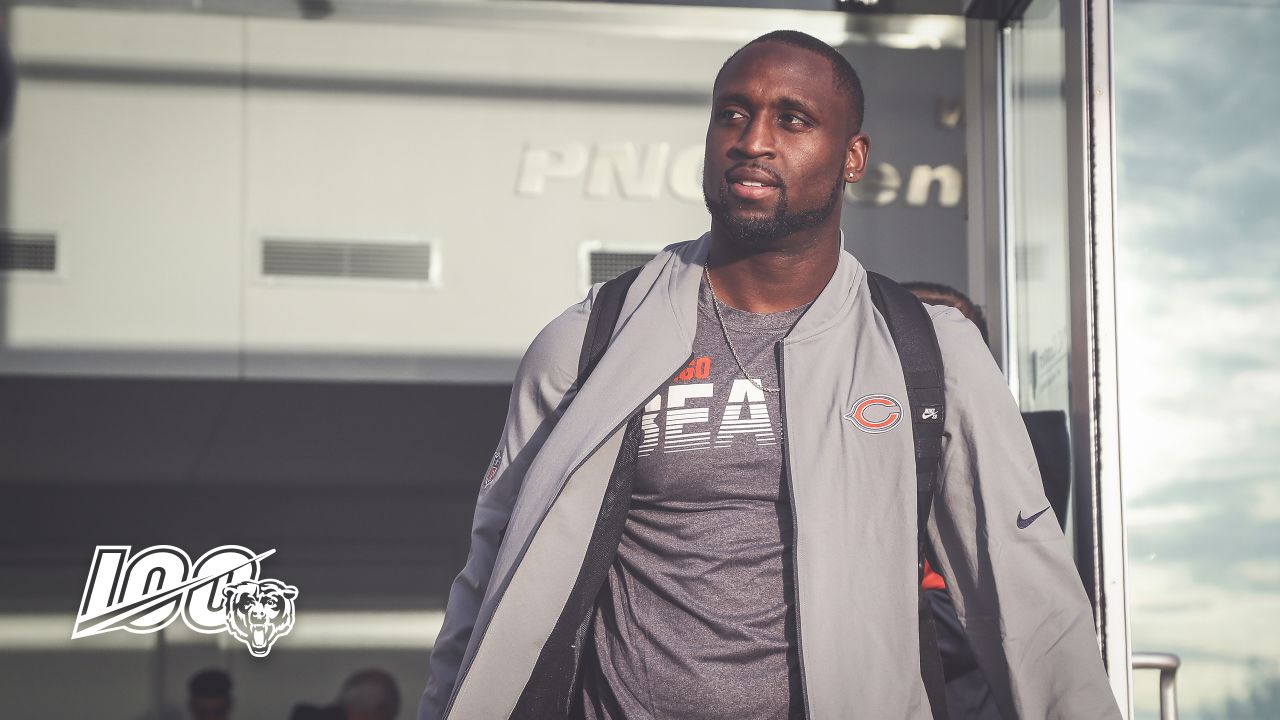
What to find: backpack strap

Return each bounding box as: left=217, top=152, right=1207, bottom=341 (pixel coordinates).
left=577, top=266, right=643, bottom=381
left=867, top=271, right=950, bottom=720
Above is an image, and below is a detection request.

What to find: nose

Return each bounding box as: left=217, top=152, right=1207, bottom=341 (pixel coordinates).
left=730, top=115, right=776, bottom=160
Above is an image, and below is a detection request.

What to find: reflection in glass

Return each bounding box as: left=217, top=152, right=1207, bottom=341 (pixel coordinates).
left=1003, top=0, right=1072, bottom=413
left=1115, top=3, right=1280, bottom=718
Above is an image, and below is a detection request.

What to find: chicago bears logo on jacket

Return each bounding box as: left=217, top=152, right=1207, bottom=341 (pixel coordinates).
left=843, top=394, right=903, bottom=434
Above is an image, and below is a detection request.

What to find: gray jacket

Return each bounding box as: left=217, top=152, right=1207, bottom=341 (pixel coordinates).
left=419, top=233, right=1122, bottom=719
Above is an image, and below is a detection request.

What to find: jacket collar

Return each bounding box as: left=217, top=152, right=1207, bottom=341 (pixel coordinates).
left=563, top=229, right=868, bottom=474
left=665, top=230, right=867, bottom=347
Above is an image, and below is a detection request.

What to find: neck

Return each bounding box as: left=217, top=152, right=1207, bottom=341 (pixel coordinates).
left=705, top=222, right=841, bottom=313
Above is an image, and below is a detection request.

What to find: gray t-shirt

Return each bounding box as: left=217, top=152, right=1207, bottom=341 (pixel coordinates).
left=579, top=278, right=810, bottom=720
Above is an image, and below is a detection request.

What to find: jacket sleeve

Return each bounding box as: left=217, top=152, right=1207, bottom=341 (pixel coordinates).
left=417, top=291, right=594, bottom=720
left=924, top=306, right=1123, bottom=719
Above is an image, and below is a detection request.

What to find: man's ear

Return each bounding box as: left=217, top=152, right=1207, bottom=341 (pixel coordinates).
left=843, top=132, right=871, bottom=183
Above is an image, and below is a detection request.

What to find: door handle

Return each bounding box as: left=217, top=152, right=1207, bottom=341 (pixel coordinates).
left=1132, top=652, right=1181, bottom=720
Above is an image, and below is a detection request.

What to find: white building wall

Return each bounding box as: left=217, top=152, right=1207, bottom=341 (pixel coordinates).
left=2, top=5, right=966, bottom=383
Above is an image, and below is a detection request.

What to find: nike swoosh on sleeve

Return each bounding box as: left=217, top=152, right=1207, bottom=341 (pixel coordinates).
left=1016, top=506, right=1052, bottom=529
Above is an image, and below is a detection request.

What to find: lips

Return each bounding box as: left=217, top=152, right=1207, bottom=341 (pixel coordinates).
left=725, top=166, right=781, bottom=201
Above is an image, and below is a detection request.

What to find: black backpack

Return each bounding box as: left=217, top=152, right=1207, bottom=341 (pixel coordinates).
left=577, top=266, right=951, bottom=720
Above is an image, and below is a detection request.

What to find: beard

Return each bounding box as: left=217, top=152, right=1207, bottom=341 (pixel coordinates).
left=704, top=170, right=844, bottom=249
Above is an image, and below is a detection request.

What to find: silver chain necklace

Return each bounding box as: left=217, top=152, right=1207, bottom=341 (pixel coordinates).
left=703, top=265, right=781, bottom=394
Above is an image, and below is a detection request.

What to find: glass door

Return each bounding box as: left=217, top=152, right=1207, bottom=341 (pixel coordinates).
left=999, top=0, right=1133, bottom=713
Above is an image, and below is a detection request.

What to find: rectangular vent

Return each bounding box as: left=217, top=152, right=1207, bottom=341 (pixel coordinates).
left=0, top=231, right=57, bottom=272
left=588, top=251, right=655, bottom=285
left=262, top=238, right=433, bottom=282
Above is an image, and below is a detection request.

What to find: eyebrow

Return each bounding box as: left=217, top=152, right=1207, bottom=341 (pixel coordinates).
left=714, top=92, right=823, bottom=120
left=777, top=95, right=821, bottom=119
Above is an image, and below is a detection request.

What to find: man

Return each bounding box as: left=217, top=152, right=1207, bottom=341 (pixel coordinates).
left=186, top=669, right=232, bottom=720
left=902, top=282, right=989, bottom=346
left=419, top=31, right=1121, bottom=720
left=291, top=669, right=401, bottom=720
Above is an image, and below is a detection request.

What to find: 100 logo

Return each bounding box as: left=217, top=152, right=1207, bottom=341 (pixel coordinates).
left=73, top=545, right=275, bottom=638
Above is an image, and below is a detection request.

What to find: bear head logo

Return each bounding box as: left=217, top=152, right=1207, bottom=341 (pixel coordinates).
left=222, top=578, right=298, bottom=657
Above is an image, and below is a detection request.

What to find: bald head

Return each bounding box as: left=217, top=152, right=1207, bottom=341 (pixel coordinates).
left=715, top=30, right=865, bottom=136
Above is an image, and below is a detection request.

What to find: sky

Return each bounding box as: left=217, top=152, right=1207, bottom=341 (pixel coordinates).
left=1113, top=2, right=1280, bottom=717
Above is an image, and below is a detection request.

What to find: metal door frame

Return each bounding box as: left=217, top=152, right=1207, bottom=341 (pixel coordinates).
left=968, top=0, right=1132, bottom=714
left=1061, top=0, right=1132, bottom=713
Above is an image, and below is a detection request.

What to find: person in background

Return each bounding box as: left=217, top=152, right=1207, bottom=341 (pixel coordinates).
left=903, top=280, right=1071, bottom=533
left=902, top=281, right=988, bottom=346
left=187, top=669, right=233, bottom=720
left=290, top=669, right=401, bottom=720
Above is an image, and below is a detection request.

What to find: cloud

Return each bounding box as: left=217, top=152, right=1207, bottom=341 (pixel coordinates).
left=1113, top=3, right=1280, bottom=716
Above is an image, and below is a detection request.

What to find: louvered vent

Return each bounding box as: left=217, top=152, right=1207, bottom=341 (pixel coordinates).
left=262, top=238, right=433, bottom=282
left=588, top=251, right=655, bottom=284
left=0, top=231, right=57, bottom=272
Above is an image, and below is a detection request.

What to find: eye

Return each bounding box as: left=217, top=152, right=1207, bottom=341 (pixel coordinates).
left=780, top=113, right=810, bottom=128
left=716, top=108, right=746, bottom=123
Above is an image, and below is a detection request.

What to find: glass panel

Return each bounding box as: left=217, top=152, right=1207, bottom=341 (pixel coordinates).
left=1114, top=3, right=1280, bottom=718
left=1003, top=0, right=1072, bottom=413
